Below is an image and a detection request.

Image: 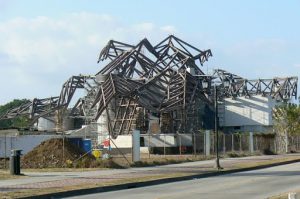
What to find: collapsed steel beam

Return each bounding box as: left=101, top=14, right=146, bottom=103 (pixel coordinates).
left=93, top=36, right=212, bottom=137
left=0, top=75, right=96, bottom=124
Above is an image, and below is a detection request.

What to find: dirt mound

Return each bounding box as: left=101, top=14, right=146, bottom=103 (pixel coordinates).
left=22, top=138, right=94, bottom=168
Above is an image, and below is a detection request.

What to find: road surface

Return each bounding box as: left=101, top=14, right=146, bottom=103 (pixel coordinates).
left=68, top=162, right=300, bottom=199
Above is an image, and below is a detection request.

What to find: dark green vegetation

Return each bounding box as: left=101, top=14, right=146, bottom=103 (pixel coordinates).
left=0, top=99, right=30, bottom=129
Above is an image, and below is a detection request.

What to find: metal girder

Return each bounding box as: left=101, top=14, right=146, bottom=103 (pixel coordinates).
left=2, top=35, right=297, bottom=137
left=213, top=69, right=298, bottom=101
left=154, top=35, right=212, bottom=66
left=0, top=97, right=59, bottom=120
left=93, top=36, right=212, bottom=136
left=0, top=100, right=33, bottom=120
left=0, top=75, right=96, bottom=125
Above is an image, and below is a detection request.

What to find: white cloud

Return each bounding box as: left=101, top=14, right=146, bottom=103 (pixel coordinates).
left=133, top=22, right=155, bottom=32
left=293, top=63, right=300, bottom=68
left=0, top=12, right=177, bottom=104
left=160, top=25, right=177, bottom=34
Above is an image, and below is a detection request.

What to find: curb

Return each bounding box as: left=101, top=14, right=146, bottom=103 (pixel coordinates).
left=20, top=158, right=300, bottom=199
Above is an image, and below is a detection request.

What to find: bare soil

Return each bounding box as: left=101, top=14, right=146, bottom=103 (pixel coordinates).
left=21, top=138, right=94, bottom=168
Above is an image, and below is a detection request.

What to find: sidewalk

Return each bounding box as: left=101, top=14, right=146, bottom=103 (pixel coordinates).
left=1, top=154, right=300, bottom=198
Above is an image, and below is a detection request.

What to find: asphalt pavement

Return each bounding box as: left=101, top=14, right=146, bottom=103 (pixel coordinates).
left=2, top=154, right=300, bottom=198
left=68, top=161, right=300, bottom=199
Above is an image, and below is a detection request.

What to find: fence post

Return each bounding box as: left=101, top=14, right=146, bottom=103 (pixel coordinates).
left=231, top=133, right=234, bottom=152
left=297, top=135, right=299, bottom=151
left=203, top=133, right=205, bottom=156
left=239, top=134, right=242, bottom=152
left=205, top=130, right=210, bottom=156
left=193, top=132, right=196, bottom=156
left=255, top=136, right=258, bottom=151
left=179, top=133, right=182, bottom=155
left=223, top=133, right=226, bottom=154
left=163, top=134, right=166, bottom=157
left=274, top=136, right=277, bottom=154
left=249, top=132, right=254, bottom=154
left=148, top=133, right=151, bottom=159
left=4, top=133, right=7, bottom=169
left=212, top=132, right=215, bottom=153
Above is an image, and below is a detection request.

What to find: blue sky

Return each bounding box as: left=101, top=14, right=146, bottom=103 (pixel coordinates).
left=0, top=0, right=299, bottom=104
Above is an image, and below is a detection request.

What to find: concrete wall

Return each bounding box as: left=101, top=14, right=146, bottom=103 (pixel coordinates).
left=110, top=135, right=132, bottom=148
left=0, top=129, right=19, bottom=136
left=142, top=134, right=176, bottom=147
left=35, top=117, right=56, bottom=131
left=108, top=134, right=193, bottom=149
left=0, top=135, right=59, bottom=158
left=221, top=96, right=276, bottom=127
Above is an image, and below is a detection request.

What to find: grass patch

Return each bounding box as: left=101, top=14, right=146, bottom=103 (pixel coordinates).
left=225, top=151, right=262, bottom=158
left=234, top=156, right=299, bottom=169
left=130, top=155, right=212, bottom=167
left=1, top=173, right=191, bottom=199
left=0, top=170, right=27, bottom=180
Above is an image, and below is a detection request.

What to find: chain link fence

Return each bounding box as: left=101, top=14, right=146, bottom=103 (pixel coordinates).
left=138, top=132, right=300, bottom=156
left=1, top=131, right=300, bottom=169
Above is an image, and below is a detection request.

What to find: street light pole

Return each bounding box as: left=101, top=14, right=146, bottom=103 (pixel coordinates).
left=201, top=79, right=223, bottom=170
left=214, top=84, right=222, bottom=170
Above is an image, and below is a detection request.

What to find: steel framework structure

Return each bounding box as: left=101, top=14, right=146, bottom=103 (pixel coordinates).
left=0, top=35, right=298, bottom=138
left=213, top=69, right=298, bottom=101
left=0, top=75, right=96, bottom=126
left=91, top=35, right=213, bottom=137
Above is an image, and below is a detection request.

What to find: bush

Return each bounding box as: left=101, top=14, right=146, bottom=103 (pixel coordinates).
left=227, top=152, right=240, bottom=158
left=226, top=152, right=250, bottom=158
left=263, top=148, right=276, bottom=155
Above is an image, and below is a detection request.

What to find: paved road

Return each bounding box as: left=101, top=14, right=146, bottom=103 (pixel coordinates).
left=0, top=155, right=272, bottom=187
left=68, top=162, right=300, bottom=199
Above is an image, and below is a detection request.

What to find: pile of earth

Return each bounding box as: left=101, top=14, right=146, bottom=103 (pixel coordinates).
left=21, top=138, right=95, bottom=168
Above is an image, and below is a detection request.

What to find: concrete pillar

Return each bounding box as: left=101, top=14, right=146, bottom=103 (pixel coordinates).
left=249, top=132, right=254, bottom=154
left=205, top=130, right=210, bottom=156
left=132, top=130, right=140, bottom=162
left=288, top=192, right=297, bottom=199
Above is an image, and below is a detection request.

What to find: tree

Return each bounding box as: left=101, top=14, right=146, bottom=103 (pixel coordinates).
left=273, top=103, right=300, bottom=136
left=0, top=99, right=30, bottom=129
left=273, top=103, right=300, bottom=153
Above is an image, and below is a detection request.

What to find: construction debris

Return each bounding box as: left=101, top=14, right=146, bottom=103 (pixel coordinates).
left=21, top=138, right=93, bottom=168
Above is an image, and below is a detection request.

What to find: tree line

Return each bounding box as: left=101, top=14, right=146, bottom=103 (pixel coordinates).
left=0, top=99, right=30, bottom=129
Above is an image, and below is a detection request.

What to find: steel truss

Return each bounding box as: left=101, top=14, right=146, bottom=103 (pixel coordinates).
left=213, top=69, right=298, bottom=101
left=0, top=35, right=298, bottom=138
left=0, top=75, right=97, bottom=126
left=92, top=35, right=212, bottom=137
